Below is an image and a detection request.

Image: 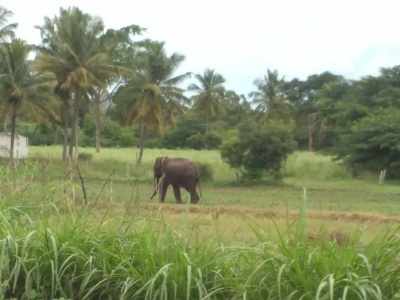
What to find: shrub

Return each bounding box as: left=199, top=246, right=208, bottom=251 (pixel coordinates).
left=79, top=130, right=92, bottom=147
left=82, top=115, right=136, bottom=147
left=186, top=133, right=205, bottom=150
left=195, top=162, right=214, bottom=182
left=221, top=121, right=296, bottom=180
left=186, top=132, right=222, bottom=150
left=144, top=138, right=162, bottom=149
left=78, top=152, right=93, bottom=161
left=17, top=122, right=57, bottom=145
left=161, top=118, right=206, bottom=149
left=118, top=127, right=136, bottom=147
left=203, top=132, right=222, bottom=149
left=102, top=120, right=135, bottom=147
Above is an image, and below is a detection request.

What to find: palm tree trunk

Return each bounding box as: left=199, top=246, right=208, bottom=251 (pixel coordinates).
left=62, top=104, right=69, bottom=161
left=136, top=122, right=145, bottom=165
left=308, top=114, right=314, bottom=152
left=9, top=104, right=17, bottom=168
left=95, top=94, right=102, bottom=153
left=318, top=120, right=327, bottom=148
left=308, top=125, right=314, bottom=152
left=3, top=110, right=8, bottom=131
left=68, top=98, right=75, bottom=159
left=53, top=125, right=58, bottom=144
left=72, top=94, right=80, bottom=162
left=62, top=124, right=68, bottom=161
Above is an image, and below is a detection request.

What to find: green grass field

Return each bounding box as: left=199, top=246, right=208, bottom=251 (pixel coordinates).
left=28, top=145, right=400, bottom=215
left=0, top=146, right=399, bottom=298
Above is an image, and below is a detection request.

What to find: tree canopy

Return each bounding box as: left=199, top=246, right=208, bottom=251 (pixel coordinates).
left=0, top=5, right=399, bottom=179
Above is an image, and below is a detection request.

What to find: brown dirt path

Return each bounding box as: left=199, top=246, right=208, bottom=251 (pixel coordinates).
left=140, top=203, right=400, bottom=224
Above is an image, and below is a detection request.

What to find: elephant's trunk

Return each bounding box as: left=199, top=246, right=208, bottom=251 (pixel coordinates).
left=150, top=175, right=160, bottom=200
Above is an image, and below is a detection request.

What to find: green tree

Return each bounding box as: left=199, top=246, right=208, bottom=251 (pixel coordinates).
left=0, top=6, right=17, bottom=42
left=250, top=69, right=290, bottom=120
left=337, top=109, right=400, bottom=179
left=160, top=117, right=206, bottom=149
left=35, top=7, right=116, bottom=161
left=89, top=24, right=143, bottom=153
left=115, top=41, right=190, bottom=164
left=283, top=72, right=345, bottom=150
left=221, top=120, right=296, bottom=180
left=219, top=90, right=252, bottom=127
left=0, top=39, right=51, bottom=166
left=189, top=69, right=225, bottom=133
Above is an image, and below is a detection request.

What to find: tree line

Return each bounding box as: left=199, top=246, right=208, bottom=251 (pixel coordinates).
left=1, top=6, right=399, bottom=179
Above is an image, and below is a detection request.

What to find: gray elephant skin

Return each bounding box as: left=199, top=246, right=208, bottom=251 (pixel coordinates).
left=151, top=157, right=201, bottom=204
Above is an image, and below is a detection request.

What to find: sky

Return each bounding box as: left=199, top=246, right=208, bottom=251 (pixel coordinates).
left=2, top=0, right=400, bottom=95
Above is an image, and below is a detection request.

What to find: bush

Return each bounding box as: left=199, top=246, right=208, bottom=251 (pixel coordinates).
left=203, top=132, right=222, bottom=149
left=161, top=118, right=206, bottom=149
left=144, top=138, right=162, bottom=149
left=78, top=152, right=93, bottom=161
left=185, top=132, right=222, bottom=150
left=17, top=122, right=57, bottom=145
left=118, top=127, right=136, bottom=147
left=194, top=162, right=214, bottom=182
left=102, top=120, right=135, bottom=147
left=82, top=116, right=135, bottom=147
left=186, top=133, right=205, bottom=150
left=221, top=121, right=296, bottom=180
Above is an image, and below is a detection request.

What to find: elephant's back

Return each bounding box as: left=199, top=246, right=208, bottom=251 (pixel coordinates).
left=164, top=159, right=197, bottom=180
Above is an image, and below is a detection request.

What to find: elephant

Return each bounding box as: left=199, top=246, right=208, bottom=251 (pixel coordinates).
left=150, top=157, right=201, bottom=204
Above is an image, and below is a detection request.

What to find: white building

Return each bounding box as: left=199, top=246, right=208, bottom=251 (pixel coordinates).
left=0, top=133, right=28, bottom=159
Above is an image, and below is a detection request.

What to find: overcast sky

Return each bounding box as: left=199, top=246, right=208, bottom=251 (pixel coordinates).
left=2, top=0, right=400, bottom=95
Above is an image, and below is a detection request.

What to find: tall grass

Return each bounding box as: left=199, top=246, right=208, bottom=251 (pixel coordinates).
left=0, top=147, right=397, bottom=298
left=284, top=152, right=350, bottom=180
left=0, top=202, right=398, bottom=299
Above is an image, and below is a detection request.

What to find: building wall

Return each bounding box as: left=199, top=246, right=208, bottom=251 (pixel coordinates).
left=0, top=134, right=29, bottom=159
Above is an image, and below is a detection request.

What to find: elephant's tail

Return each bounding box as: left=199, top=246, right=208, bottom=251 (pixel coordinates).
left=197, top=178, right=202, bottom=199
left=195, top=167, right=202, bottom=199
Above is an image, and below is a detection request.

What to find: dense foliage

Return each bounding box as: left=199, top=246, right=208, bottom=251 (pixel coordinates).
left=337, top=109, right=400, bottom=177
left=0, top=5, right=399, bottom=178
left=221, top=121, right=296, bottom=179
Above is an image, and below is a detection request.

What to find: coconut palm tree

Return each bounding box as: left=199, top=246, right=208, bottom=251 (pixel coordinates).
left=0, top=39, right=52, bottom=167
left=87, top=25, right=143, bottom=153
left=188, top=69, right=225, bottom=132
left=35, top=7, right=116, bottom=161
left=0, top=6, right=17, bottom=42
left=250, top=69, right=290, bottom=119
left=115, top=41, right=190, bottom=164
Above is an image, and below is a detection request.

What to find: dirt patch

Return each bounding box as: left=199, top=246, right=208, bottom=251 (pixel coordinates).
left=139, top=203, right=400, bottom=224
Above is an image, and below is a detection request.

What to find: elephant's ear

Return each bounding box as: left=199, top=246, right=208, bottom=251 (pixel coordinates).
left=160, top=157, right=168, bottom=168
left=154, top=157, right=162, bottom=169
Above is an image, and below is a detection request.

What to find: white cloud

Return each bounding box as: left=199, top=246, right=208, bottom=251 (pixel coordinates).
left=2, top=0, right=400, bottom=94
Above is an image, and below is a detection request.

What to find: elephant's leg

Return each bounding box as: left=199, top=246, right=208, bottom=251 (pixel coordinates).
left=172, top=185, right=182, bottom=204
left=190, top=190, right=200, bottom=204
left=159, top=180, right=169, bottom=203
left=187, top=184, right=200, bottom=204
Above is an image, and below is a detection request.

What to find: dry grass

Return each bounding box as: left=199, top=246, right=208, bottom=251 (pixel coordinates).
left=139, top=203, right=400, bottom=224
